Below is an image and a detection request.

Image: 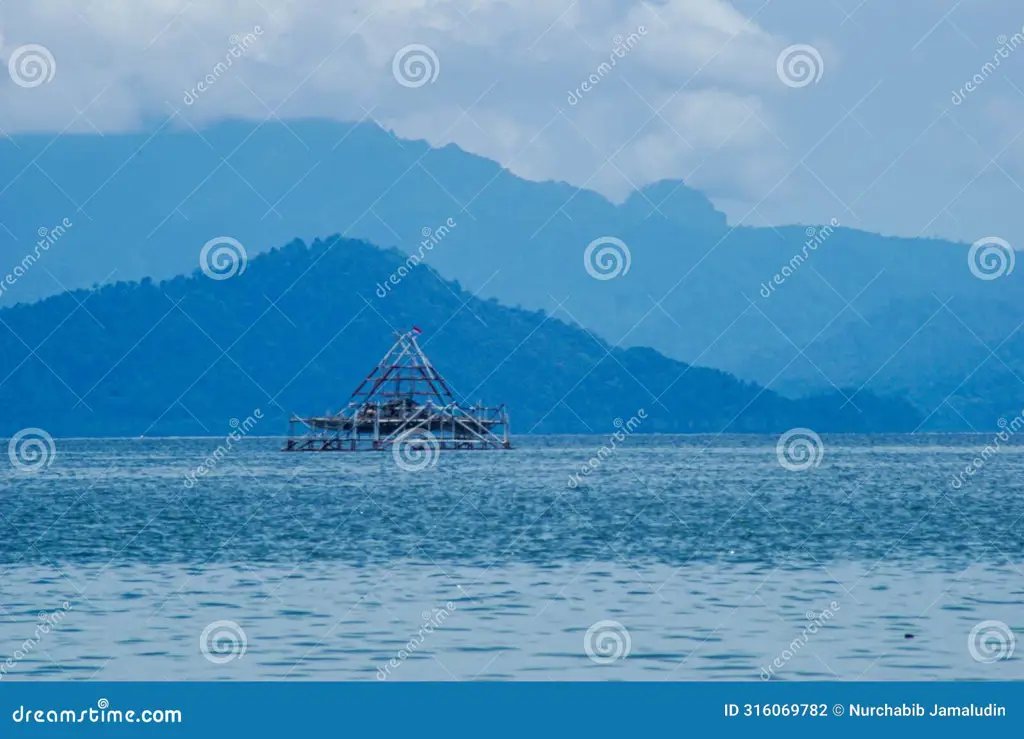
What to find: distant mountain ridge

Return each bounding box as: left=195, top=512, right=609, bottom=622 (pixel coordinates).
left=0, top=119, right=1018, bottom=429
left=0, top=236, right=921, bottom=437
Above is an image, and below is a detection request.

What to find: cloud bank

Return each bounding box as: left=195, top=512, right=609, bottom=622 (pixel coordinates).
left=2, top=0, right=1024, bottom=247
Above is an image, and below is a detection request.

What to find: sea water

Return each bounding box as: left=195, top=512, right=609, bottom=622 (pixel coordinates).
left=0, top=435, right=1022, bottom=680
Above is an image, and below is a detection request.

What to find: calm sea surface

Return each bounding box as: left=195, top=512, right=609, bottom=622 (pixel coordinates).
left=1, top=434, right=1023, bottom=680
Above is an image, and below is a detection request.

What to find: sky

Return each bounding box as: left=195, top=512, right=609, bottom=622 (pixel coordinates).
left=1, top=0, right=1024, bottom=248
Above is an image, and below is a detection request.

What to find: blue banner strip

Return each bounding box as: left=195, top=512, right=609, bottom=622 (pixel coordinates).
left=0, top=682, right=1020, bottom=737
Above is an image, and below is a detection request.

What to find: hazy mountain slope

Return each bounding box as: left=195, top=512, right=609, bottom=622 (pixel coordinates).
left=0, top=120, right=1012, bottom=386
left=744, top=297, right=1024, bottom=430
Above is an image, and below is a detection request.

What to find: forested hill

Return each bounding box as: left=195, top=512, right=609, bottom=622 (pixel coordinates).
left=0, top=236, right=921, bottom=437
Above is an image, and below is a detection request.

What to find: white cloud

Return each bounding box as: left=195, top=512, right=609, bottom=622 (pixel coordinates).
left=0, top=0, right=784, bottom=193
left=3, top=0, right=1024, bottom=247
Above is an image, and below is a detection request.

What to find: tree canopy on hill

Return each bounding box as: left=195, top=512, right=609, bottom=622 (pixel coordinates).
left=0, top=236, right=921, bottom=437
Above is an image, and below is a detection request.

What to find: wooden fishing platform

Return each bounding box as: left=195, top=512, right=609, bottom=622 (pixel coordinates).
left=282, top=327, right=511, bottom=452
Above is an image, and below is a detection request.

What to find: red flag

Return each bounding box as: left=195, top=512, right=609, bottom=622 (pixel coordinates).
left=412, top=326, right=422, bottom=335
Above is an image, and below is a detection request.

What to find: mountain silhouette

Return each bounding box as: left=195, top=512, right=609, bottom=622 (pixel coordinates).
left=0, top=236, right=921, bottom=437
left=0, top=119, right=1015, bottom=422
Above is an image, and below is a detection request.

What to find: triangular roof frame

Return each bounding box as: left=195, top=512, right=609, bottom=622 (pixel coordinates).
left=346, top=328, right=458, bottom=408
